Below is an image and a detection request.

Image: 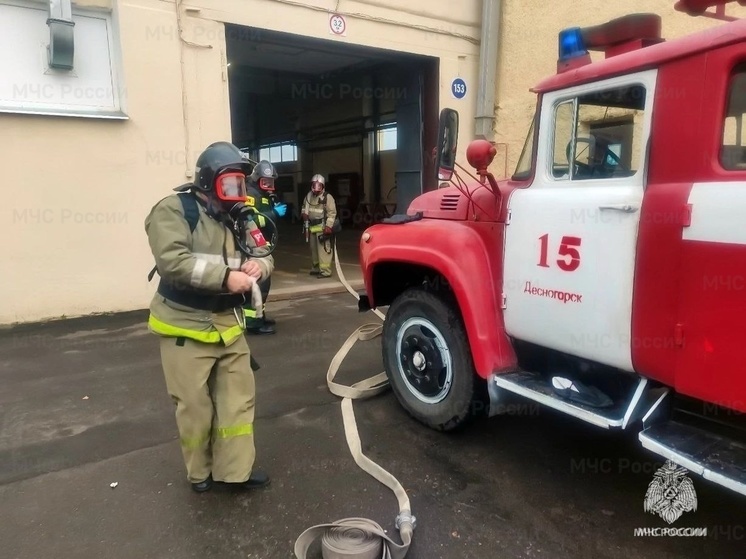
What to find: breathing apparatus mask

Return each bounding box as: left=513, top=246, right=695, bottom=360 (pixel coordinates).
left=178, top=142, right=281, bottom=258
left=249, top=160, right=278, bottom=193
left=311, top=173, right=326, bottom=195
left=202, top=171, right=279, bottom=258
left=258, top=177, right=275, bottom=192
left=214, top=172, right=248, bottom=206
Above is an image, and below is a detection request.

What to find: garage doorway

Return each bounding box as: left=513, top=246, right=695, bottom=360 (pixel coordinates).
left=225, top=24, right=438, bottom=288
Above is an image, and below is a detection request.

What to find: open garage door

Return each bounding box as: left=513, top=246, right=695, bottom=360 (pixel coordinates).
left=225, top=24, right=438, bottom=289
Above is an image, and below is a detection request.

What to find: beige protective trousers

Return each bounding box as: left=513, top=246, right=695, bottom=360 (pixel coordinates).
left=159, top=335, right=256, bottom=484
left=309, top=232, right=334, bottom=276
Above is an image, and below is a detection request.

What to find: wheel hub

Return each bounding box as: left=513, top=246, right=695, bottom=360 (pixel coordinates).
left=412, top=351, right=426, bottom=371
left=395, top=318, right=452, bottom=404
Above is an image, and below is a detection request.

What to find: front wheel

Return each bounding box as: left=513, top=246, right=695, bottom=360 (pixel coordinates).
left=382, top=287, right=485, bottom=431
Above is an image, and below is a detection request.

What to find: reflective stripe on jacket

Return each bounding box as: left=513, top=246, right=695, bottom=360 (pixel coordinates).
left=302, top=191, right=337, bottom=229
left=144, top=193, right=274, bottom=346
left=245, top=185, right=275, bottom=236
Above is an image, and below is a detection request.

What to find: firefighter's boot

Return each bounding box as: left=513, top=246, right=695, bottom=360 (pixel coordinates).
left=260, top=303, right=275, bottom=326
left=246, top=318, right=275, bottom=335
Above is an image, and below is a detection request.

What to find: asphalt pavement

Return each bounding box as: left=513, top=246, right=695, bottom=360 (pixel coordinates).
left=0, top=294, right=744, bottom=559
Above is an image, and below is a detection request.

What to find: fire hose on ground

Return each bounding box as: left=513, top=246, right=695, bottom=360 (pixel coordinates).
left=293, top=242, right=415, bottom=559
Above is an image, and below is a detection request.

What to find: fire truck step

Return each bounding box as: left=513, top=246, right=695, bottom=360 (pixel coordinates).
left=490, top=371, right=649, bottom=430
left=639, top=420, right=746, bottom=497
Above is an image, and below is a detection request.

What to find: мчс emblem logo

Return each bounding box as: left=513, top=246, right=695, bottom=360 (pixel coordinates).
left=643, top=460, right=698, bottom=524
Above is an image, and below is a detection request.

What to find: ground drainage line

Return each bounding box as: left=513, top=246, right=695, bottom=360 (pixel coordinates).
left=293, top=242, right=415, bottom=559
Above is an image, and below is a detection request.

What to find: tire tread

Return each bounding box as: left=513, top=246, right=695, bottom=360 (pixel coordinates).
left=382, top=287, right=486, bottom=432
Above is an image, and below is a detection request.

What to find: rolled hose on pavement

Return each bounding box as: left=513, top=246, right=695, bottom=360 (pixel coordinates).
left=294, top=244, right=415, bottom=559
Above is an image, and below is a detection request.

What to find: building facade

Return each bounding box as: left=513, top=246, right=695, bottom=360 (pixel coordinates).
left=0, top=0, right=742, bottom=324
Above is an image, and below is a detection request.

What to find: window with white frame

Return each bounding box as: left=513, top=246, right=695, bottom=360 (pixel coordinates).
left=551, top=85, right=645, bottom=181
left=258, top=141, right=298, bottom=163
left=0, top=0, right=126, bottom=119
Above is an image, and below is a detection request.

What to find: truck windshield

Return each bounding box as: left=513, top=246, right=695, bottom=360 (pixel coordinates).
left=512, top=113, right=536, bottom=181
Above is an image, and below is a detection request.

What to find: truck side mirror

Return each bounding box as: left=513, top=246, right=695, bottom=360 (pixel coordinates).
left=436, top=108, right=459, bottom=181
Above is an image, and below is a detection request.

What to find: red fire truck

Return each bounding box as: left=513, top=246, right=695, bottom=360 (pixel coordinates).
left=358, top=0, right=746, bottom=497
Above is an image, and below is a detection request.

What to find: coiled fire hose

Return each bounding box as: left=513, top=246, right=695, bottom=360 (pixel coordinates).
left=294, top=243, right=415, bottom=559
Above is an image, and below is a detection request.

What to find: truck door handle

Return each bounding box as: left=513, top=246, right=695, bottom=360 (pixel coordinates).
left=598, top=204, right=638, bottom=213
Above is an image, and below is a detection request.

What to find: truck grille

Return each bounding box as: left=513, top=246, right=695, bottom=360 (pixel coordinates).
left=440, top=194, right=460, bottom=211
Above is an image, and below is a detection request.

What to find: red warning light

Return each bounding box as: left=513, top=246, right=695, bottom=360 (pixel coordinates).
left=466, top=140, right=497, bottom=173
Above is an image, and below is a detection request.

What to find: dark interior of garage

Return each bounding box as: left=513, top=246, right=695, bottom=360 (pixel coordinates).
left=225, top=23, right=439, bottom=281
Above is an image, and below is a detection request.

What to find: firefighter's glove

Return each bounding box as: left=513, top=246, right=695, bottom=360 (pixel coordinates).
left=274, top=202, right=287, bottom=217
left=323, top=226, right=333, bottom=236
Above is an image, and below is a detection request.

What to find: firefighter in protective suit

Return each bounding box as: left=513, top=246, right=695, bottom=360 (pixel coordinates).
left=242, top=160, right=286, bottom=335
left=302, top=174, right=337, bottom=278
left=144, top=141, right=272, bottom=493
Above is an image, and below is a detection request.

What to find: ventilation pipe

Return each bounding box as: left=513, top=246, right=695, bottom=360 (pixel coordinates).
left=475, top=0, right=503, bottom=140
left=47, top=0, right=75, bottom=70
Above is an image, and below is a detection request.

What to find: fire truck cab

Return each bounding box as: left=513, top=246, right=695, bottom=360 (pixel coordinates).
left=358, top=2, right=746, bottom=498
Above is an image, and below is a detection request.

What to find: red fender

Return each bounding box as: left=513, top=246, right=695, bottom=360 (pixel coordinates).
left=360, top=219, right=517, bottom=378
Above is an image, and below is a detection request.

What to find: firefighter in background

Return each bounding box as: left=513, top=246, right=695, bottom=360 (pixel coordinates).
left=242, top=160, right=286, bottom=335
left=145, top=141, right=271, bottom=493
left=301, top=174, right=338, bottom=278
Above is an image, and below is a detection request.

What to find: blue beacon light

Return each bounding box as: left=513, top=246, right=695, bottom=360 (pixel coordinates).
left=558, top=27, right=588, bottom=62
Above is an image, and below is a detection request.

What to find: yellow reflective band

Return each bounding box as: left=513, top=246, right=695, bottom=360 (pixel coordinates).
left=258, top=216, right=266, bottom=227
left=262, top=197, right=269, bottom=205
left=180, top=432, right=210, bottom=450
left=309, top=225, right=323, bottom=233
left=220, top=324, right=245, bottom=345
left=214, top=424, right=254, bottom=439
left=245, top=196, right=255, bottom=206
left=244, top=308, right=257, bottom=318
left=148, top=315, right=221, bottom=344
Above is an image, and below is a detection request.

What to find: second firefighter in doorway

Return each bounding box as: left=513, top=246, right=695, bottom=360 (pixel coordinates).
left=302, top=174, right=339, bottom=278
left=242, top=160, right=286, bottom=335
